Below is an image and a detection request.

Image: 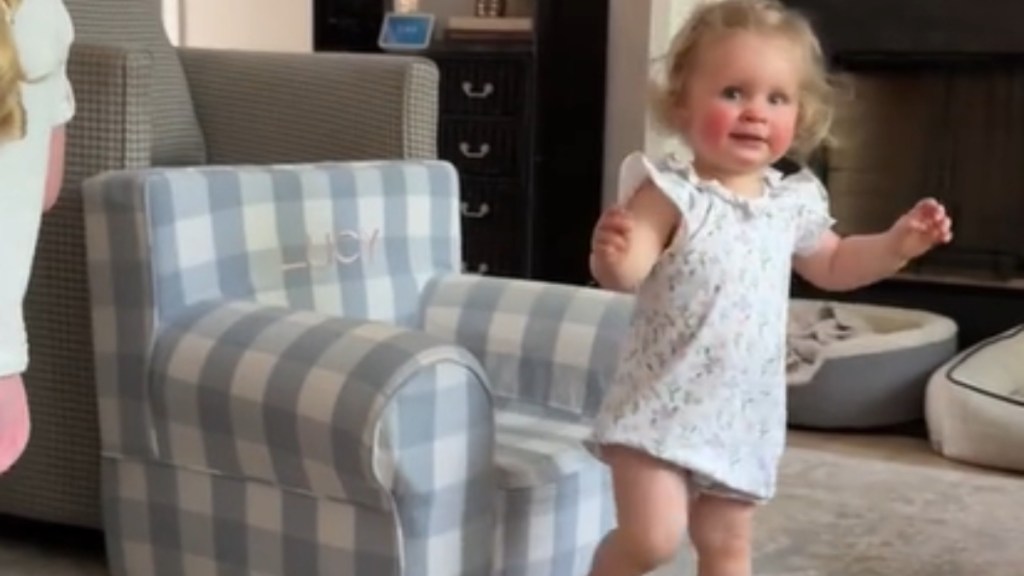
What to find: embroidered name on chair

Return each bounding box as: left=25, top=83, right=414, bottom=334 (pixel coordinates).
left=282, top=229, right=381, bottom=271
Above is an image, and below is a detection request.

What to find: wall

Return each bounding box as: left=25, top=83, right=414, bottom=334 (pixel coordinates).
left=601, top=0, right=697, bottom=206
left=176, top=0, right=314, bottom=51
left=163, top=0, right=177, bottom=45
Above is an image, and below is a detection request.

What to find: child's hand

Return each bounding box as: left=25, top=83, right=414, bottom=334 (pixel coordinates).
left=591, top=206, right=634, bottom=264
left=888, top=198, right=953, bottom=259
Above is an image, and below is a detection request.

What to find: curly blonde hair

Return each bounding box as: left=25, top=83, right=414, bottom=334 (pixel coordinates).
left=650, top=0, right=835, bottom=162
left=0, top=0, right=25, bottom=142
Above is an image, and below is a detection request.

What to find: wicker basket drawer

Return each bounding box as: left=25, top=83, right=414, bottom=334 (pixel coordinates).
left=460, top=178, right=526, bottom=277
left=439, top=58, right=528, bottom=117
left=441, top=119, right=521, bottom=177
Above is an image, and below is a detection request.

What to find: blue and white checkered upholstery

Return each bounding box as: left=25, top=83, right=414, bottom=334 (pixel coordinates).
left=422, top=276, right=632, bottom=575
left=422, top=276, right=633, bottom=419
left=142, top=160, right=462, bottom=327
left=83, top=160, right=635, bottom=576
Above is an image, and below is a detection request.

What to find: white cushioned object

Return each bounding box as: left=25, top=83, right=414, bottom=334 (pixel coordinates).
left=926, top=325, right=1024, bottom=473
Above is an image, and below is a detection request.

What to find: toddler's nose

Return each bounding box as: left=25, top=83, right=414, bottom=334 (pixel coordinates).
left=740, top=103, right=768, bottom=123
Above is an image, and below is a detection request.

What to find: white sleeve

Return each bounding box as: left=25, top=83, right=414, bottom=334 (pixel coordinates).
left=48, top=63, right=75, bottom=126
left=46, top=0, right=75, bottom=127
left=617, top=151, right=710, bottom=242
left=13, top=0, right=76, bottom=126
left=788, top=169, right=836, bottom=256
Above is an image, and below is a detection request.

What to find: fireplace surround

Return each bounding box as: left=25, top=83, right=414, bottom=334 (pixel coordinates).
left=782, top=0, right=1024, bottom=347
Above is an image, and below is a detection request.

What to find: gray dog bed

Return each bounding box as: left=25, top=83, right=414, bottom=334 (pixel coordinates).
left=786, top=299, right=958, bottom=429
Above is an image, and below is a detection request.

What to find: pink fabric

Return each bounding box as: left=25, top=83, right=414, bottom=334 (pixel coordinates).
left=43, top=126, right=66, bottom=212
left=0, top=375, right=31, bottom=474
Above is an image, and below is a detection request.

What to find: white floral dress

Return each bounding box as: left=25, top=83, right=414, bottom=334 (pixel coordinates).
left=588, top=151, right=834, bottom=502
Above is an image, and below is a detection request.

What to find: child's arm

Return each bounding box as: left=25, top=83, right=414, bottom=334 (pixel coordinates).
left=590, top=179, right=682, bottom=292
left=43, top=125, right=66, bottom=212
left=794, top=198, right=952, bottom=291
left=793, top=230, right=907, bottom=291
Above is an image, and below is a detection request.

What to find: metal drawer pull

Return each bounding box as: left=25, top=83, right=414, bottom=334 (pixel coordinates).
left=459, top=142, right=491, bottom=159
left=460, top=202, right=491, bottom=218
left=462, top=262, right=490, bottom=275
left=461, top=81, right=495, bottom=99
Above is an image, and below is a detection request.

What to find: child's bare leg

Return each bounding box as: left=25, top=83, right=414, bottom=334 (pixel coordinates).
left=589, top=445, right=689, bottom=576
left=688, top=494, right=756, bottom=576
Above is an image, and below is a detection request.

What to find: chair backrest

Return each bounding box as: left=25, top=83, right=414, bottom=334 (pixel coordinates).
left=85, top=160, right=462, bottom=329
left=65, top=0, right=206, bottom=165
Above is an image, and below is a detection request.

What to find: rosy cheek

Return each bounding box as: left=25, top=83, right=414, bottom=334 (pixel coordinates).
left=768, top=125, right=794, bottom=153
left=767, top=113, right=797, bottom=153
left=695, top=103, right=736, bottom=146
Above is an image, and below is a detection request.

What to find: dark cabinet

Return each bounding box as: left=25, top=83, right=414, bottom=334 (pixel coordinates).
left=430, top=45, right=535, bottom=277
left=314, top=1, right=609, bottom=285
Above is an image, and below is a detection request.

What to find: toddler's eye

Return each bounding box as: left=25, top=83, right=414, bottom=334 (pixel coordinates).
left=720, top=86, right=743, bottom=100
left=768, top=92, right=791, bottom=106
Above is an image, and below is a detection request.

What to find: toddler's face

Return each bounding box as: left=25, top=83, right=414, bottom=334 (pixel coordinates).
left=678, top=31, right=802, bottom=177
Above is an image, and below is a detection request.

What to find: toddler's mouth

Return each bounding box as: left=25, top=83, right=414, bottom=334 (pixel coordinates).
left=729, top=132, right=767, bottom=143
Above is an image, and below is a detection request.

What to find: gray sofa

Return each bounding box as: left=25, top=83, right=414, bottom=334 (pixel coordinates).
left=0, top=0, right=438, bottom=529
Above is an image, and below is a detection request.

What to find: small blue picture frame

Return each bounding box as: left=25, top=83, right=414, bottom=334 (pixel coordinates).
left=378, top=12, right=435, bottom=52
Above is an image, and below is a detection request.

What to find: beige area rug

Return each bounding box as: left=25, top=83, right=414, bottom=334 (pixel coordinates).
left=660, top=433, right=1024, bottom=576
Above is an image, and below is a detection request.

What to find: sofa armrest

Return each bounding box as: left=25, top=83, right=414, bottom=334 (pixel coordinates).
left=65, top=43, right=153, bottom=188
left=421, top=275, right=634, bottom=420
left=177, top=48, right=439, bottom=164
left=148, top=299, right=493, bottom=506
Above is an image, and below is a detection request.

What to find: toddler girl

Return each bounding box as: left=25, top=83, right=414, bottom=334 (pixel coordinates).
left=0, top=0, right=75, bottom=474
left=586, top=1, right=952, bottom=575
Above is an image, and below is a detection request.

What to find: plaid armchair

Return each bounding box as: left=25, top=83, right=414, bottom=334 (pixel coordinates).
left=0, top=0, right=438, bottom=528
left=82, top=160, right=632, bottom=575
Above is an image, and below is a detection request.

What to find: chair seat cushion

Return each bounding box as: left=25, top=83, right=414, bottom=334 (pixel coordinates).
left=494, top=408, right=599, bottom=489
left=492, top=407, right=613, bottom=576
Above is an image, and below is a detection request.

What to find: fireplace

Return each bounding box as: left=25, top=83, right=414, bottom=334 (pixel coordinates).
left=826, top=63, right=1024, bottom=284
left=783, top=0, right=1024, bottom=347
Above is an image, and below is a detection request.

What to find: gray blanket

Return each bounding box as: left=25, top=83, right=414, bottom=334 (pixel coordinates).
left=787, top=302, right=874, bottom=386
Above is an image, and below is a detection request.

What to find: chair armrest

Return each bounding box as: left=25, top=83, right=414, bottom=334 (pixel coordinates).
left=149, top=299, right=494, bottom=506
left=177, top=48, right=439, bottom=164
left=65, top=43, right=153, bottom=188
left=421, top=275, right=634, bottom=420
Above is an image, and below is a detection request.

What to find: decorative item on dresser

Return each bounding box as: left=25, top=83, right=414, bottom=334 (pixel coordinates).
left=475, top=0, right=506, bottom=18
left=314, top=0, right=609, bottom=286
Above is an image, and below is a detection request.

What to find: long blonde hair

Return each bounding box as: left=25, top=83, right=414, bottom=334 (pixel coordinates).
left=650, top=0, right=836, bottom=162
left=0, top=0, right=25, bottom=142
